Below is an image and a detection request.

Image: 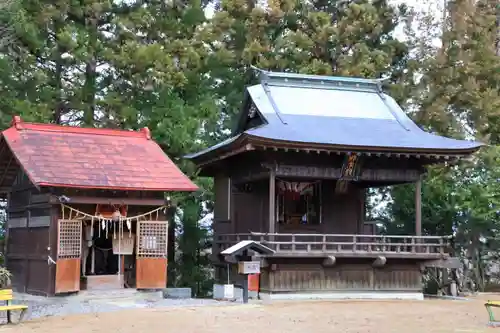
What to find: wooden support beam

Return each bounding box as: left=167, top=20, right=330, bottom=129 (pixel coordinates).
left=197, top=143, right=254, bottom=167
left=0, top=155, right=14, bottom=187
left=257, top=258, right=269, bottom=268
left=262, top=163, right=423, bottom=182
left=223, top=254, right=237, bottom=264
left=415, top=179, right=422, bottom=236
left=424, top=257, right=460, bottom=269
left=0, top=144, right=7, bottom=162
left=48, top=195, right=166, bottom=206
left=231, top=170, right=270, bottom=185
left=269, top=169, right=276, bottom=234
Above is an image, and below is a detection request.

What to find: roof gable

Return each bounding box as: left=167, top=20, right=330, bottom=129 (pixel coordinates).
left=235, top=69, right=482, bottom=152
left=186, top=69, right=483, bottom=162
left=234, top=94, right=268, bottom=135
left=1, top=117, right=198, bottom=192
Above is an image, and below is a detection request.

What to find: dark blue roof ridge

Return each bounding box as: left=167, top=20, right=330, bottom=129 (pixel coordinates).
left=252, top=66, right=388, bottom=93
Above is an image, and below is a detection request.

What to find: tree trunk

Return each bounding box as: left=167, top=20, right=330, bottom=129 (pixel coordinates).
left=53, top=19, right=64, bottom=124
left=83, top=16, right=97, bottom=127
left=167, top=206, right=176, bottom=287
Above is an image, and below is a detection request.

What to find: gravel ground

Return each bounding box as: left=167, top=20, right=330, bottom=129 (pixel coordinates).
left=0, top=291, right=232, bottom=323
left=0, top=296, right=495, bottom=333
left=0, top=293, right=497, bottom=332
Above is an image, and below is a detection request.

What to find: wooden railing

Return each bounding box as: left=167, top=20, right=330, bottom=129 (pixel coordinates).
left=214, top=233, right=451, bottom=258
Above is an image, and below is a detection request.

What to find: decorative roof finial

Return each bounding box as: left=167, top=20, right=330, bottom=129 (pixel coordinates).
left=140, top=127, right=151, bottom=140
left=11, top=115, right=22, bottom=129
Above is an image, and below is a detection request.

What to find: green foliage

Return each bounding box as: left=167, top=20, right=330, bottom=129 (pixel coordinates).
left=175, top=195, right=213, bottom=297
left=386, top=146, right=500, bottom=237
left=385, top=167, right=456, bottom=236
left=379, top=0, right=500, bottom=292
left=0, top=267, right=11, bottom=289
left=206, top=0, right=414, bottom=130
left=411, top=0, right=500, bottom=142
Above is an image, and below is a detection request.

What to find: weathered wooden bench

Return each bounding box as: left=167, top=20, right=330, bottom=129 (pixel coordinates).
left=0, top=289, right=28, bottom=324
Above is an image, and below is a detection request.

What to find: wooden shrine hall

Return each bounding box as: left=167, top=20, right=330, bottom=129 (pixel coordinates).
left=186, top=69, right=483, bottom=300
left=0, top=116, right=197, bottom=296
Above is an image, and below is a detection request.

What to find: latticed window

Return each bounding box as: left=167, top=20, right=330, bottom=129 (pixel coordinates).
left=58, top=220, right=82, bottom=259
left=137, top=221, right=168, bottom=257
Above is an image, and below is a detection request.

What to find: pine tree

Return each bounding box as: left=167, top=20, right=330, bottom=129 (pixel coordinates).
left=0, top=0, right=220, bottom=290
left=414, top=0, right=500, bottom=142
left=205, top=0, right=414, bottom=130
left=383, top=0, right=500, bottom=291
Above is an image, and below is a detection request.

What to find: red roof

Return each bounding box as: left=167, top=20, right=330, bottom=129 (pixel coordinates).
left=0, top=116, right=198, bottom=191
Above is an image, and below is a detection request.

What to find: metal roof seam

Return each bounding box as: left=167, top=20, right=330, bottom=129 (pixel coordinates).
left=261, top=81, right=288, bottom=125
left=377, top=92, right=411, bottom=132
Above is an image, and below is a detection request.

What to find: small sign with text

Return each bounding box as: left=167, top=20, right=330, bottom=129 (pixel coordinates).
left=238, top=261, right=261, bottom=274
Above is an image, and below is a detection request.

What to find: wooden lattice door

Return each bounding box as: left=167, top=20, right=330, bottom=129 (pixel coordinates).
left=136, top=221, right=168, bottom=289
left=55, top=220, right=82, bottom=294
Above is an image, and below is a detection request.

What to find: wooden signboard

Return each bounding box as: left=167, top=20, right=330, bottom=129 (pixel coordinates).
left=112, top=234, right=135, bottom=255
left=238, top=261, right=261, bottom=274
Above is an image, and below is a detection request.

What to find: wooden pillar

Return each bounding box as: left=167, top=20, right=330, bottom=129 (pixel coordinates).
left=91, top=246, right=95, bottom=274
left=415, top=179, right=422, bottom=236
left=359, top=188, right=365, bottom=234
left=269, top=169, right=275, bottom=234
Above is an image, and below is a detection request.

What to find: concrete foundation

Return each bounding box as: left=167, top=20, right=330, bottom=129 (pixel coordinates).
left=258, top=292, right=424, bottom=301
left=163, top=288, right=192, bottom=299
left=213, top=284, right=258, bottom=300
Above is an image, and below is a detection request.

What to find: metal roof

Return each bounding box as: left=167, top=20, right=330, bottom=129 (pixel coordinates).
left=2, top=116, right=199, bottom=191
left=186, top=69, right=483, bottom=159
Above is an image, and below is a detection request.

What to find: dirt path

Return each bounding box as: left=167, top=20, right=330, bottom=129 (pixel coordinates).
left=0, top=298, right=495, bottom=333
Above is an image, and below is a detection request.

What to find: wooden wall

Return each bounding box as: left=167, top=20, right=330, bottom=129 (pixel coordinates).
left=216, top=177, right=364, bottom=236
left=213, top=177, right=270, bottom=235
left=322, top=180, right=364, bottom=234
left=215, top=259, right=422, bottom=293
left=6, top=170, right=53, bottom=296
left=5, top=176, right=168, bottom=296
left=259, top=261, right=422, bottom=293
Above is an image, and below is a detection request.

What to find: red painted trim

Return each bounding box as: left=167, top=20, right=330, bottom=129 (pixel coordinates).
left=38, top=182, right=199, bottom=192
left=1, top=117, right=149, bottom=139
left=19, top=123, right=148, bottom=138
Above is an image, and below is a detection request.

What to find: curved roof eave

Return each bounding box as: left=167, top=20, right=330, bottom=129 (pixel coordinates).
left=184, top=134, right=250, bottom=161
left=244, top=133, right=484, bottom=155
